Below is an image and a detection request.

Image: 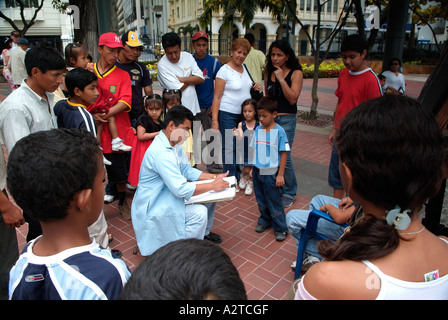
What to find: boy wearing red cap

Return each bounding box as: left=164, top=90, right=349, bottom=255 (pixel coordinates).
left=92, top=32, right=133, bottom=219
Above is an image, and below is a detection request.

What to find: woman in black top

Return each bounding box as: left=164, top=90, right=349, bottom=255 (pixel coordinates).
left=265, top=40, right=303, bottom=208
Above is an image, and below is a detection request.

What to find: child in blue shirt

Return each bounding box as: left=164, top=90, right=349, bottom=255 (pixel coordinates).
left=249, top=97, right=290, bottom=241
left=7, top=129, right=131, bottom=300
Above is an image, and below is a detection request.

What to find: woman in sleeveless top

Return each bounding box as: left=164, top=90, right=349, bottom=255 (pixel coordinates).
left=295, top=95, right=448, bottom=300
left=264, top=40, right=303, bottom=207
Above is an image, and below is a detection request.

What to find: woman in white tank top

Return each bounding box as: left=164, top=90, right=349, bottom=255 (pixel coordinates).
left=294, top=95, right=448, bottom=300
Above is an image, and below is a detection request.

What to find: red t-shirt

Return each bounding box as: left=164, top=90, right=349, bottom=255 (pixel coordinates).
left=93, top=64, right=133, bottom=153
left=334, top=67, right=383, bottom=129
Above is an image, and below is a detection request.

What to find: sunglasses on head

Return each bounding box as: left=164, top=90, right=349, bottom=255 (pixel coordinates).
left=163, top=89, right=181, bottom=95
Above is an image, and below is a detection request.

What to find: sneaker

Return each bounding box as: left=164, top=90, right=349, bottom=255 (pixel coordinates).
left=291, top=260, right=297, bottom=270
left=103, top=155, right=112, bottom=166
left=282, top=197, right=294, bottom=208
left=118, top=201, right=132, bottom=220
left=302, top=255, right=320, bottom=272
left=104, top=194, right=117, bottom=204
left=111, top=249, right=122, bottom=259
left=112, top=140, right=132, bottom=152
left=126, top=183, right=137, bottom=191
left=204, top=232, right=222, bottom=244
left=255, top=224, right=269, bottom=233
left=238, top=175, right=247, bottom=189
left=275, top=231, right=287, bottom=241
left=244, top=180, right=253, bottom=195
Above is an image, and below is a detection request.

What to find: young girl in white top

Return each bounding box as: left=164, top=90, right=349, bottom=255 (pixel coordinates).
left=295, top=94, right=448, bottom=300
left=233, top=99, right=259, bottom=195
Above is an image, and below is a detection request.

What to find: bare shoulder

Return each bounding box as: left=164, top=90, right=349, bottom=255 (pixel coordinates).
left=292, top=69, right=303, bottom=80
left=303, top=260, right=380, bottom=300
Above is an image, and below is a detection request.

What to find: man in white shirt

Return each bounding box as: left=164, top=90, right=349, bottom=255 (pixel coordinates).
left=157, top=32, right=204, bottom=116
left=8, top=38, right=29, bottom=87
left=0, top=46, right=66, bottom=242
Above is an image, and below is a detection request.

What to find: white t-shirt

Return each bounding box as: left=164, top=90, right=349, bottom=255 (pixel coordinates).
left=382, top=70, right=405, bottom=93
left=216, top=64, right=252, bottom=114
left=157, top=52, right=204, bottom=115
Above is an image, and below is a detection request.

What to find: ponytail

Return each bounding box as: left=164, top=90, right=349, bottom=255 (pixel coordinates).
left=318, top=214, right=410, bottom=261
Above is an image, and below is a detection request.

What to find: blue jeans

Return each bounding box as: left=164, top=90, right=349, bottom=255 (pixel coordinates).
left=218, top=110, right=242, bottom=180
left=253, top=167, right=288, bottom=233
left=275, top=114, right=297, bottom=200
left=328, top=143, right=343, bottom=190
left=204, top=202, right=217, bottom=236
left=286, top=195, right=346, bottom=258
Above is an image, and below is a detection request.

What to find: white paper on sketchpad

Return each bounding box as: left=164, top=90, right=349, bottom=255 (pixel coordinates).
left=185, top=176, right=237, bottom=205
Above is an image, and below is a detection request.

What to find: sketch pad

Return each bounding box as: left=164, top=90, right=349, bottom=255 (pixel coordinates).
left=185, top=176, right=237, bottom=204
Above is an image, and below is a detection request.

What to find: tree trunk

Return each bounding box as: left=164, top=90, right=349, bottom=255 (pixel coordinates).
left=0, top=0, right=44, bottom=37
left=309, top=1, right=322, bottom=120
left=71, top=0, right=99, bottom=61
left=309, top=51, right=320, bottom=119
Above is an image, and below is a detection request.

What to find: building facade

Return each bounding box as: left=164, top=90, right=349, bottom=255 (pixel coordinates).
left=0, top=0, right=73, bottom=51
left=165, top=0, right=354, bottom=56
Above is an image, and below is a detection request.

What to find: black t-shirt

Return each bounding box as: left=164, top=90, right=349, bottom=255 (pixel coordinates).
left=136, top=114, right=163, bottom=133
left=115, top=60, right=152, bottom=121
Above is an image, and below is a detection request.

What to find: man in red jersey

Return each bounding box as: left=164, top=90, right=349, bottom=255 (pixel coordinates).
left=93, top=32, right=133, bottom=220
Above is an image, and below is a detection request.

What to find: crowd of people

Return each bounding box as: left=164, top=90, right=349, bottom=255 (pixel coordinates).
left=0, top=28, right=447, bottom=301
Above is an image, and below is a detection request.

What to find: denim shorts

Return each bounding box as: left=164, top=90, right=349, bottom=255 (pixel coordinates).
left=328, top=143, right=344, bottom=190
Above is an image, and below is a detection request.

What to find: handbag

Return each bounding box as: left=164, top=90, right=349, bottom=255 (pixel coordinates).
left=243, top=64, right=263, bottom=102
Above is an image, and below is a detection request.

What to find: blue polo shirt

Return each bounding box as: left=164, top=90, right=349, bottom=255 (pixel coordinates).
left=193, top=54, right=221, bottom=109
left=54, top=99, right=97, bottom=137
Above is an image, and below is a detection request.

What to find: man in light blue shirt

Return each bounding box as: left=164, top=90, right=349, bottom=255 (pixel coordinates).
left=131, top=105, right=229, bottom=256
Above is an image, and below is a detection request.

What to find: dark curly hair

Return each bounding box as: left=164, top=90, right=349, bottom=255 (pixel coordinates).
left=7, top=128, right=101, bottom=222
left=265, top=39, right=302, bottom=78
left=161, top=32, right=181, bottom=49
left=319, top=95, right=446, bottom=261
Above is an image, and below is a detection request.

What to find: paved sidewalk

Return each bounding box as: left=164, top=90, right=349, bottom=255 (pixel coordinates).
left=5, top=74, right=429, bottom=299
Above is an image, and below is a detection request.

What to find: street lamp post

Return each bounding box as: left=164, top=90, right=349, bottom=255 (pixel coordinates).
left=153, top=4, right=163, bottom=45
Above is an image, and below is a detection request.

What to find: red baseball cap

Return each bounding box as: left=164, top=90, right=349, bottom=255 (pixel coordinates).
left=98, top=32, right=124, bottom=48
left=192, top=31, right=208, bottom=42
